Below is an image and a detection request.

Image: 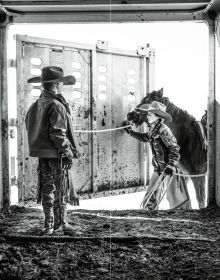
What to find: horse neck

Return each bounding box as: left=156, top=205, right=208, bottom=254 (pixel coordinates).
left=160, top=98, right=195, bottom=127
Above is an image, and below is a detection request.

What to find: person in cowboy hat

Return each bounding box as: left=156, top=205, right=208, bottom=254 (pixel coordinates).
left=123, top=101, right=181, bottom=210
left=25, top=66, right=80, bottom=235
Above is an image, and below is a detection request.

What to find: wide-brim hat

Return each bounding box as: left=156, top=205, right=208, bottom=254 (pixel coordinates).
left=27, top=66, right=76, bottom=85
left=137, top=101, right=172, bottom=122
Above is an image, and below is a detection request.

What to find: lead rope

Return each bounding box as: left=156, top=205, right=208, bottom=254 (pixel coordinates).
left=173, top=172, right=207, bottom=178
left=72, top=124, right=132, bottom=133
left=72, top=124, right=207, bottom=178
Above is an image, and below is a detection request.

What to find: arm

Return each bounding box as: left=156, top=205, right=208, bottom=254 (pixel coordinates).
left=48, top=103, right=73, bottom=159
left=122, top=120, right=150, bottom=142
left=129, top=130, right=150, bottom=142
left=160, top=126, right=180, bottom=171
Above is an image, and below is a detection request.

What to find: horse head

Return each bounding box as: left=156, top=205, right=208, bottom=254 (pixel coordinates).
left=127, top=109, right=144, bottom=126
left=138, top=88, right=170, bottom=107
left=127, top=88, right=168, bottom=126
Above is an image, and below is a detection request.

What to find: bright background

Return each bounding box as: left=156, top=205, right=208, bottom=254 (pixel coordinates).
left=8, top=22, right=209, bottom=209
left=8, top=22, right=209, bottom=119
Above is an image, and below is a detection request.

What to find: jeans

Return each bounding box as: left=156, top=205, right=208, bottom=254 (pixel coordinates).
left=38, top=158, right=67, bottom=229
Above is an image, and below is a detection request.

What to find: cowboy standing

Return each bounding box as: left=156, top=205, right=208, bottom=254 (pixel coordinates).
left=25, top=66, right=79, bottom=235
left=124, top=101, right=181, bottom=210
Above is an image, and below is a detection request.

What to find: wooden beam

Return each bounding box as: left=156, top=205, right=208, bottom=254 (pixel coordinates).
left=0, top=21, right=10, bottom=211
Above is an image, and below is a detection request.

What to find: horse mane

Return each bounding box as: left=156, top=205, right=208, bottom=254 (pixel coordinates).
left=162, top=98, right=196, bottom=124
left=140, top=90, right=196, bottom=124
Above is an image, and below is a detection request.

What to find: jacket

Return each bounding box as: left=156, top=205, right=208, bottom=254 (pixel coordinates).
left=129, top=123, right=180, bottom=173
left=25, top=90, right=78, bottom=159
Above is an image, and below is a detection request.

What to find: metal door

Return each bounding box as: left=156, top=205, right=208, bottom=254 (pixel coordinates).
left=16, top=35, right=154, bottom=202
left=16, top=36, right=92, bottom=202
left=92, top=51, right=146, bottom=192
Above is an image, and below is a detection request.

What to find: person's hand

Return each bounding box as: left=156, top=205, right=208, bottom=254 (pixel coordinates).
left=122, top=120, right=132, bottom=134
left=72, top=150, right=81, bottom=159
left=61, top=156, right=73, bottom=170
left=164, top=165, right=174, bottom=176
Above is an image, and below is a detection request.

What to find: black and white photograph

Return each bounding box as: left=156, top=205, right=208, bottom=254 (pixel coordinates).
left=0, top=1, right=220, bottom=279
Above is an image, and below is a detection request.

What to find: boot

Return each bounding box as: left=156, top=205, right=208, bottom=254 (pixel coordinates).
left=54, top=204, right=69, bottom=233
left=54, top=206, right=62, bottom=231
left=54, top=205, right=79, bottom=235
left=42, top=206, right=54, bottom=235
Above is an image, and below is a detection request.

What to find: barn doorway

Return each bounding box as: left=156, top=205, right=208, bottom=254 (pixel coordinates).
left=7, top=22, right=208, bottom=210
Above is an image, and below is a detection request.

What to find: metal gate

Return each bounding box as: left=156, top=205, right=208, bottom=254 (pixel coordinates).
left=16, top=35, right=154, bottom=202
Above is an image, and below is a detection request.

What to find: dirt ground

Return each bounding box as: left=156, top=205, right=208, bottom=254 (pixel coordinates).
left=0, top=205, right=220, bottom=280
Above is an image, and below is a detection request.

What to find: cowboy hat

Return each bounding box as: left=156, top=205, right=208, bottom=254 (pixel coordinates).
left=137, top=101, right=172, bottom=122
left=27, top=66, right=76, bottom=85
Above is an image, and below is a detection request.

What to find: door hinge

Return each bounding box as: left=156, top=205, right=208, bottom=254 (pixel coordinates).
left=8, top=59, right=16, bottom=68
left=9, top=118, right=17, bottom=127
left=137, top=44, right=153, bottom=57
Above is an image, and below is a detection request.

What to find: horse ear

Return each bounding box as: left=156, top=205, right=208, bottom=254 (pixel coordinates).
left=159, top=88, right=163, bottom=97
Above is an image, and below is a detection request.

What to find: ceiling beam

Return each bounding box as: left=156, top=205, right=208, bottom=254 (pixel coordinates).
left=11, top=10, right=205, bottom=23
left=1, top=0, right=210, bottom=5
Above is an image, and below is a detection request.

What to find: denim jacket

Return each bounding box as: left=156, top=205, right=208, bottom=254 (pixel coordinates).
left=129, top=123, right=180, bottom=172
left=25, top=90, right=78, bottom=159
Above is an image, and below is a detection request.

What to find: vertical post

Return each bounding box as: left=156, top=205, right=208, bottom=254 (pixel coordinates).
left=145, top=48, right=155, bottom=185
left=214, top=15, right=220, bottom=207
left=146, top=48, right=155, bottom=93
left=0, top=17, right=10, bottom=211
left=207, top=19, right=216, bottom=207
left=90, top=50, right=94, bottom=193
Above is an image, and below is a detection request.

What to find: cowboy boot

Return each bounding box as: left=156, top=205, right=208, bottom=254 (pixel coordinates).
left=60, top=205, right=79, bottom=235
left=42, top=206, right=54, bottom=235
left=54, top=204, right=71, bottom=233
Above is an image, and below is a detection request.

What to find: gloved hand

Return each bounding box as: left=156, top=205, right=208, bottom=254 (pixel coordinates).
left=164, top=164, right=174, bottom=177
left=72, top=150, right=81, bottom=159
left=61, top=156, right=73, bottom=170
left=122, top=120, right=132, bottom=134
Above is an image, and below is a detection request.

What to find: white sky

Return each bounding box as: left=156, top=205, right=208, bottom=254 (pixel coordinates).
left=8, top=22, right=209, bottom=120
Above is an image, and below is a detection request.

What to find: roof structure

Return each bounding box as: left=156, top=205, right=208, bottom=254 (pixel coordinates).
left=0, top=0, right=219, bottom=23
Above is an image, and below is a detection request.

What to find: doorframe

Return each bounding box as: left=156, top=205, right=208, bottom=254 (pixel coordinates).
left=0, top=16, right=218, bottom=209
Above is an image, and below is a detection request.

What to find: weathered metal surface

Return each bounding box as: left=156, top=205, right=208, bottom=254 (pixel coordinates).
left=16, top=35, right=152, bottom=202
left=16, top=42, right=49, bottom=202
left=62, top=48, right=92, bottom=194
left=10, top=12, right=204, bottom=24
left=92, top=51, right=146, bottom=192
left=0, top=0, right=210, bottom=23
left=16, top=37, right=92, bottom=201
left=0, top=25, right=10, bottom=210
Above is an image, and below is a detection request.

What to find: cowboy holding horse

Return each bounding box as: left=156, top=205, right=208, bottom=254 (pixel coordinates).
left=124, top=101, right=189, bottom=210
left=25, top=66, right=80, bottom=235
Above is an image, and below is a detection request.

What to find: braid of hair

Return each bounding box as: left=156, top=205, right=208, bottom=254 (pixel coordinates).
left=151, top=119, right=163, bottom=139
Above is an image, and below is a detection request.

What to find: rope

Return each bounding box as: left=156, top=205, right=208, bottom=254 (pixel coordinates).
left=72, top=125, right=132, bottom=133
left=173, top=172, right=207, bottom=178
left=72, top=124, right=207, bottom=178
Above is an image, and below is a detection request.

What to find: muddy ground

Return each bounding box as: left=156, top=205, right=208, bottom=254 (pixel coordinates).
left=0, top=205, right=220, bottom=280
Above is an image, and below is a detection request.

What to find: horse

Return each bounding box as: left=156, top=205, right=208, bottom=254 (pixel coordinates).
left=127, top=88, right=207, bottom=209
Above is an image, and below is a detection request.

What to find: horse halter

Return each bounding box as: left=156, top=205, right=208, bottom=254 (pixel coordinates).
left=128, top=110, right=150, bottom=127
